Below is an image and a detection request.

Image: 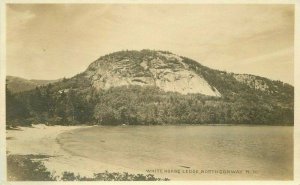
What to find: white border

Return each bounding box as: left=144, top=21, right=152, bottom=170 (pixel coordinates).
left=0, top=0, right=7, bottom=183
left=0, top=0, right=298, bottom=185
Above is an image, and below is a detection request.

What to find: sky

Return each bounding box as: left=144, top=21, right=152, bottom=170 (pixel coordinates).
left=6, top=4, right=294, bottom=84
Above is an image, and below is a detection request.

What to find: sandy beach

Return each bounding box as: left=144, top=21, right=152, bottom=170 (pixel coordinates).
left=6, top=124, right=293, bottom=180
left=6, top=124, right=140, bottom=178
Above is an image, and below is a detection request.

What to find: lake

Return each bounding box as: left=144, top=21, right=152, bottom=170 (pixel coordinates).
left=57, top=125, right=293, bottom=180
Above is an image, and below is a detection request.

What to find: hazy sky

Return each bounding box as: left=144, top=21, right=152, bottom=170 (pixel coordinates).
left=6, top=4, right=294, bottom=84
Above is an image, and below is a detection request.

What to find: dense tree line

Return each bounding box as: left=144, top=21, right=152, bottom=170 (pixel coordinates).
left=6, top=50, right=294, bottom=127
left=6, top=82, right=293, bottom=127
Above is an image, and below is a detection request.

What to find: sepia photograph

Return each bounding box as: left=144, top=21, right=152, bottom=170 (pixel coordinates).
left=1, top=1, right=298, bottom=182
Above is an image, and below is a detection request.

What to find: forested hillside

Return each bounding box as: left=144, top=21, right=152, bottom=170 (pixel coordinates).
left=6, top=50, right=294, bottom=127
left=6, top=76, right=59, bottom=93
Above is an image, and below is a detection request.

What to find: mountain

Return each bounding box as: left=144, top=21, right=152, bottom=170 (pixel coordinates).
left=85, top=50, right=220, bottom=96
left=6, top=50, right=294, bottom=126
left=6, top=76, right=59, bottom=93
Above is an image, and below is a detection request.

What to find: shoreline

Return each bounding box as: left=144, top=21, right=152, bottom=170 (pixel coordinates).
left=6, top=124, right=161, bottom=179
left=6, top=124, right=293, bottom=180
left=6, top=122, right=294, bottom=130
left=6, top=124, right=102, bottom=177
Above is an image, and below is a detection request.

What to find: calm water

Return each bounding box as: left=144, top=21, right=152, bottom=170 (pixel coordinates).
left=57, top=125, right=293, bottom=180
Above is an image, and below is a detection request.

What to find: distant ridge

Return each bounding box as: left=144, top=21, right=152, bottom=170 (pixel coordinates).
left=6, top=76, right=60, bottom=93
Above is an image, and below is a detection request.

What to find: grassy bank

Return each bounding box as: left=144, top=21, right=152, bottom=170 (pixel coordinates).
left=7, top=154, right=169, bottom=181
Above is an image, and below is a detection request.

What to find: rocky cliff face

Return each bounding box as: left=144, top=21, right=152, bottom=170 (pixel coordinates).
left=233, top=74, right=269, bottom=91
left=84, top=50, right=221, bottom=97
left=232, top=73, right=292, bottom=95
